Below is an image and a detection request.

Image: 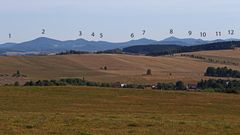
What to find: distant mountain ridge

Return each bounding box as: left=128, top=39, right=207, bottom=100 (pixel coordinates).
left=0, top=36, right=239, bottom=55
left=157, top=36, right=207, bottom=45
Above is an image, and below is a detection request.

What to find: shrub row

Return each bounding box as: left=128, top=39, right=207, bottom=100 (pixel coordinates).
left=205, top=67, right=240, bottom=78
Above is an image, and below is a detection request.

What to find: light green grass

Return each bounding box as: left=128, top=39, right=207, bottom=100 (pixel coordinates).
left=0, top=86, right=240, bottom=135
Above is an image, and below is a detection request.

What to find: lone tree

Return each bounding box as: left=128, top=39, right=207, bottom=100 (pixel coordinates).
left=146, top=69, right=152, bottom=75
left=12, top=70, right=21, bottom=77
left=16, top=70, right=20, bottom=75
left=14, top=81, right=20, bottom=86
left=104, top=66, right=108, bottom=70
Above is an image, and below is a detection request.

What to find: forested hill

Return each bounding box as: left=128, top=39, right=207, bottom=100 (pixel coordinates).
left=122, top=45, right=182, bottom=54
left=123, top=41, right=240, bottom=56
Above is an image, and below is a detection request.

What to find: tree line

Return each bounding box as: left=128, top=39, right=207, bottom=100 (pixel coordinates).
left=197, top=79, right=240, bottom=93
left=205, top=67, right=240, bottom=78
left=25, top=78, right=97, bottom=86
left=22, top=78, right=240, bottom=94
left=23, top=78, right=187, bottom=90
left=57, top=50, right=90, bottom=55
left=24, top=78, right=145, bottom=89
left=155, top=81, right=186, bottom=90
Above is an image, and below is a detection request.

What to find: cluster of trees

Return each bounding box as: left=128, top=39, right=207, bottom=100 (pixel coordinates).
left=205, top=67, right=240, bottom=78
left=155, top=81, right=186, bottom=90
left=57, top=50, right=89, bottom=55
left=12, top=70, right=27, bottom=77
left=197, top=79, right=240, bottom=93
left=0, top=74, right=9, bottom=77
left=24, top=78, right=146, bottom=89
left=154, top=79, right=240, bottom=93
left=57, top=49, right=124, bottom=55
left=181, top=54, right=206, bottom=60
left=123, top=45, right=181, bottom=56
left=24, top=78, right=96, bottom=86
left=100, top=66, right=108, bottom=70
left=96, top=48, right=123, bottom=54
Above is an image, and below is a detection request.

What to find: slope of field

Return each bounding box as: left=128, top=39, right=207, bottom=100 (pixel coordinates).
left=186, top=48, right=240, bottom=59
left=0, top=50, right=239, bottom=84
left=185, top=49, right=240, bottom=66
left=0, top=86, right=240, bottom=135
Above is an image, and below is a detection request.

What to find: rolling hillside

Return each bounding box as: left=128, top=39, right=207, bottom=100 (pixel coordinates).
left=123, top=41, right=240, bottom=55
left=0, top=49, right=239, bottom=85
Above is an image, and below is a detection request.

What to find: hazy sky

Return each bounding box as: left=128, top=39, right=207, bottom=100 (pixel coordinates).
left=1, top=0, right=240, bottom=43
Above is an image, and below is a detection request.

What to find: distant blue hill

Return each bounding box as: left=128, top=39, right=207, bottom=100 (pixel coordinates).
left=0, top=36, right=238, bottom=55
left=158, top=36, right=207, bottom=46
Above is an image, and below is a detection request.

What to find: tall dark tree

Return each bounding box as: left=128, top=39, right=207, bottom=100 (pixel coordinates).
left=176, top=81, right=186, bottom=90
left=146, top=69, right=152, bottom=75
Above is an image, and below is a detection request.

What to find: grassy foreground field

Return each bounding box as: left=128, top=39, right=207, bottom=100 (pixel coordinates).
left=0, top=86, right=240, bottom=135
